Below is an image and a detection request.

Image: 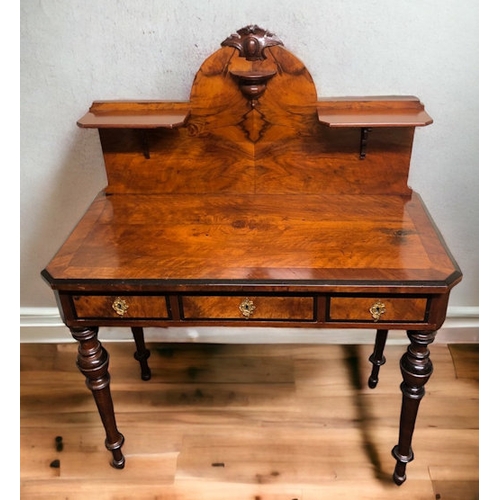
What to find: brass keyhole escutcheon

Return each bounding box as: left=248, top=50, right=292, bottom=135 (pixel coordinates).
left=369, top=301, right=386, bottom=322
left=112, top=297, right=129, bottom=316
left=239, top=298, right=256, bottom=319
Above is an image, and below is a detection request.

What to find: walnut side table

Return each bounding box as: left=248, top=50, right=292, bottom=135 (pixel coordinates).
left=42, top=26, right=461, bottom=485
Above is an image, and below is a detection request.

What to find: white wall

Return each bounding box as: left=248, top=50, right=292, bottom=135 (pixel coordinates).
left=20, top=1, right=478, bottom=324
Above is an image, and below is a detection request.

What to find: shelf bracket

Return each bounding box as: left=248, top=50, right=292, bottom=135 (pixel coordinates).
left=139, top=130, right=150, bottom=159
left=359, top=127, right=372, bottom=159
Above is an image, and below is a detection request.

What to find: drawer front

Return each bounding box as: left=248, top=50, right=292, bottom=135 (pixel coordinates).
left=73, top=295, right=169, bottom=319
left=329, top=297, right=427, bottom=323
left=181, top=295, right=315, bottom=321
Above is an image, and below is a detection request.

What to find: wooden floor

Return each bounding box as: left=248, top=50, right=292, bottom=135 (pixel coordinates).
left=20, top=341, right=479, bottom=499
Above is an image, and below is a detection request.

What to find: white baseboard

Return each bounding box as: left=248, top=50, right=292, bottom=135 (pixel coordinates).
left=20, top=306, right=479, bottom=345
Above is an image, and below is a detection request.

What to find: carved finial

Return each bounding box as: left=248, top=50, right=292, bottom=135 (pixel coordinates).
left=221, top=25, right=283, bottom=61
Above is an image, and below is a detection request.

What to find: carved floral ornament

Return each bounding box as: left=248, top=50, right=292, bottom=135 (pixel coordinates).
left=221, top=26, right=282, bottom=109
left=221, top=25, right=283, bottom=61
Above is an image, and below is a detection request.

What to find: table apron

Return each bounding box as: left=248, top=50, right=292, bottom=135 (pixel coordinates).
left=56, top=291, right=449, bottom=331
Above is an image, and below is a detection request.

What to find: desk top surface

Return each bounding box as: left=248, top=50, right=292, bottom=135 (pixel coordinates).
left=43, top=191, right=460, bottom=293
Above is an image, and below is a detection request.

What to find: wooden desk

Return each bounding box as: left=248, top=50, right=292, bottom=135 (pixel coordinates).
left=42, top=26, right=461, bottom=485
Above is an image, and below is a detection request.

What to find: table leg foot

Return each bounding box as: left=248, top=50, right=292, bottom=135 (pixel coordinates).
left=71, top=326, right=126, bottom=469
left=391, top=445, right=414, bottom=485
left=106, top=433, right=126, bottom=469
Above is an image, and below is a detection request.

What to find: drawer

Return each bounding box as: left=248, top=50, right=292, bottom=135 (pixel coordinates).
left=181, top=295, right=315, bottom=321
left=329, top=297, right=427, bottom=323
left=72, top=295, right=169, bottom=319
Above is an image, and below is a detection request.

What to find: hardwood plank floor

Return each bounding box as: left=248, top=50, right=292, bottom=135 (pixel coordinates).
left=20, top=342, right=478, bottom=499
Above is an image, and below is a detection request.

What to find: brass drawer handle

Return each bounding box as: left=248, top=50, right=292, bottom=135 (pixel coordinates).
left=239, top=298, right=256, bottom=319
left=112, top=297, right=129, bottom=316
left=369, top=301, right=386, bottom=322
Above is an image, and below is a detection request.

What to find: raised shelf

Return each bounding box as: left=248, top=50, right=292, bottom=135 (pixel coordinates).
left=317, top=96, right=433, bottom=128
left=77, top=101, right=190, bottom=129
left=77, top=97, right=431, bottom=130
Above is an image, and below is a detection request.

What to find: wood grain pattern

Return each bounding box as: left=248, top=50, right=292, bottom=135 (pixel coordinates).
left=73, top=295, right=169, bottom=319
left=20, top=342, right=478, bottom=499
left=76, top=44, right=426, bottom=196
left=329, top=297, right=427, bottom=322
left=43, top=192, right=459, bottom=287
left=181, top=295, right=314, bottom=321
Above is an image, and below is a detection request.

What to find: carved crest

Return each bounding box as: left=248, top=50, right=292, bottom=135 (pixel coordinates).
left=221, top=25, right=283, bottom=61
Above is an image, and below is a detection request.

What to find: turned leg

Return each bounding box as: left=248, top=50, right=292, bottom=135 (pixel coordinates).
left=71, top=327, right=125, bottom=469
left=131, top=327, right=151, bottom=381
left=368, top=329, right=388, bottom=388
left=392, top=329, right=436, bottom=485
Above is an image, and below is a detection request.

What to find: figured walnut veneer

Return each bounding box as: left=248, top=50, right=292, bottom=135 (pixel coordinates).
left=42, top=25, right=461, bottom=485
